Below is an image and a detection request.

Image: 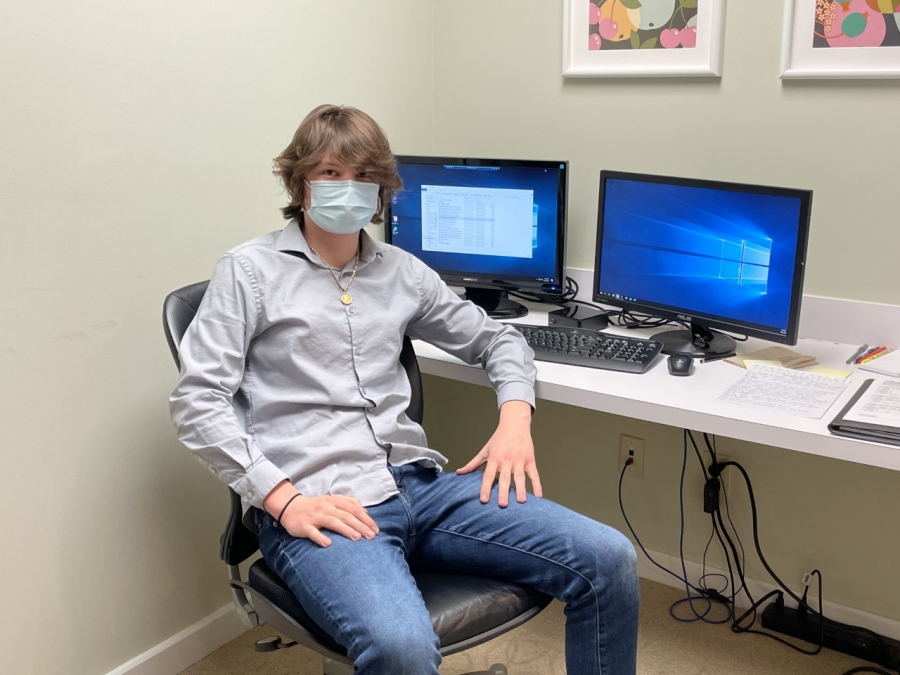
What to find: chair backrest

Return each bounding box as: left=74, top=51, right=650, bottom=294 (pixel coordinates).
left=163, top=280, right=209, bottom=371
left=162, top=280, right=425, bottom=565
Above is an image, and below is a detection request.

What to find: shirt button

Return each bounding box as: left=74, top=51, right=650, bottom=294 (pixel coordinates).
left=247, top=491, right=254, bottom=499
left=349, top=307, right=356, bottom=315
left=367, top=407, right=375, bottom=413
left=355, top=347, right=361, bottom=356
left=361, top=387, right=367, bottom=395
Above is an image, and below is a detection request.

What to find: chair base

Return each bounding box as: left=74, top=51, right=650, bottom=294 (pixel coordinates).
left=322, top=656, right=508, bottom=674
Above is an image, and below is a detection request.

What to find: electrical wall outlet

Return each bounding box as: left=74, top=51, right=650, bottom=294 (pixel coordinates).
left=619, top=435, right=645, bottom=479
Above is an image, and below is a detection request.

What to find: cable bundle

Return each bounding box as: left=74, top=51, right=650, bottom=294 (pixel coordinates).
left=618, top=430, right=897, bottom=675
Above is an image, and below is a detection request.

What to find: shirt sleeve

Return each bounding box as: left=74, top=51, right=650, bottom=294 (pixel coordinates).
left=169, top=253, right=290, bottom=508
left=405, top=260, right=537, bottom=410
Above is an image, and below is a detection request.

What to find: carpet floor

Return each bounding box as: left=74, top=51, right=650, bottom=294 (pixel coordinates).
left=181, top=579, right=881, bottom=674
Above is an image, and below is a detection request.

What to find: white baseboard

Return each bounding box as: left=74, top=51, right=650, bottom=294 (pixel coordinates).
left=638, top=547, right=900, bottom=643
left=104, top=604, right=247, bottom=675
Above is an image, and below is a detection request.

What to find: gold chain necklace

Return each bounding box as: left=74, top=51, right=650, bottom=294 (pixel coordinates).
left=308, top=243, right=361, bottom=306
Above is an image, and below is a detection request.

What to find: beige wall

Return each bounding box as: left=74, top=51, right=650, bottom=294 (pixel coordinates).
left=433, top=0, right=900, bottom=304
left=4, top=1, right=899, bottom=673
left=427, top=0, right=900, bottom=623
left=0, top=2, right=432, bottom=674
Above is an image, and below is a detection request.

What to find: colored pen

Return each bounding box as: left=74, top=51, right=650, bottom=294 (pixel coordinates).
left=860, top=347, right=890, bottom=364
left=701, top=352, right=736, bottom=364
left=855, top=347, right=881, bottom=364
left=846, top=344, right=869, bottom=365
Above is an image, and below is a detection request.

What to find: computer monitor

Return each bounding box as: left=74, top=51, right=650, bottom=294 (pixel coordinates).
left=593, top=171, right=812, bottom=358
left=385, top=155, right=568, bottom=319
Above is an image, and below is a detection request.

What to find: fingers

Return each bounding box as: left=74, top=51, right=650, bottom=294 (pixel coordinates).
left=528, top=463, right=543, bottom=499
left=323, top=498, right=378, bottom=539
left=479, top=460, right=497, bottom=503
left=330, top=495, right=379, bottom=533
left=497, top=464, right=512, bottom=507
left=284, top=495, right=379, bottom=544
left=514, top=464, right=527, bottom=504
left=457, top=448, right=487, bottom=475
left=317, top=515, right=370, bottom=543
left=302, top=525, right=332, bottom=548
left=483, top=460, right=542, bottom=507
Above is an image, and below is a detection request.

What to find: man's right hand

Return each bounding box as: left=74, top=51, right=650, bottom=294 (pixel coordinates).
left=263, top=480, right=379, bottom=547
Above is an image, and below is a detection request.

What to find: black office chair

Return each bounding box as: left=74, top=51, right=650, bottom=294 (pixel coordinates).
left=163, top=281, right=552, bottom=675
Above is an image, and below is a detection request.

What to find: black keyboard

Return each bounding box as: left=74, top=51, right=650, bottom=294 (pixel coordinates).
left=512, top=324, right=663, bottom=374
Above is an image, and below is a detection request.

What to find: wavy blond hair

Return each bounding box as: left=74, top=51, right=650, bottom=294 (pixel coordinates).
left=273, top=104, right=402, bottom=224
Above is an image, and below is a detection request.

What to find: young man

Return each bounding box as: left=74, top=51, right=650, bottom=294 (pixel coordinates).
left=170, top=104, right=639, bottom=674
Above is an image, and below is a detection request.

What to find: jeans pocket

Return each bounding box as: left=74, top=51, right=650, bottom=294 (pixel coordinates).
left=246, top=505, right=266, bottom=534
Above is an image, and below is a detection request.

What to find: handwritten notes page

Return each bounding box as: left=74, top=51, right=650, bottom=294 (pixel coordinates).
left=719, top=364, right=849, bottom=419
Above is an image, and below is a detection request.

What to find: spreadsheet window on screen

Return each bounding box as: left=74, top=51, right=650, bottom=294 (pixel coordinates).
left=389, top=160, right=565, bottom=284
left=420, top=184, right=535, bottom=260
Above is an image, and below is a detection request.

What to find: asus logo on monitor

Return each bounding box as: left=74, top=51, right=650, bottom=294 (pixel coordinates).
left=463, top=277, right=479, bottom=282
left=677, top=314, right=692, bottom=322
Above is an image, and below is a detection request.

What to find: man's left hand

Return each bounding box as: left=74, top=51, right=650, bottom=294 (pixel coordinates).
left=456, top=400, right=543, bottom=507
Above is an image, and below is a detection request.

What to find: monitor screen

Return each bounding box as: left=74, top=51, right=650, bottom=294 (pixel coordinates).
left=386, top=155, right=568, bottom=318
left=593, top=171, right=812, bottom=357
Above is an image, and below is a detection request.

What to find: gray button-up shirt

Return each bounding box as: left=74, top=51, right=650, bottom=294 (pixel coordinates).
left=169, top=222, right=537, bottom=510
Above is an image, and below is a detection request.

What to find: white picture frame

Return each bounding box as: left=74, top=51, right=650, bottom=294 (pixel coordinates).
left=781, top=0, right=900, bottom=79
left=562, top=0, right=726, bottom=78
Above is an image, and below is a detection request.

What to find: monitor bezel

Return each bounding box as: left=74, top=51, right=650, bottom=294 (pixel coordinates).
left=592, top=170, right=812, bottom=346
left=385, top=155, right=569, bottom=296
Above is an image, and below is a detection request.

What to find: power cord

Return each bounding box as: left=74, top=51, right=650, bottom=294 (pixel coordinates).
left=676, top=429, right=731, bottom=623
left=615, top=310, right=681, bottom=330
left=692, top=433, right=826, bottom=655
left=507, top=276, right=607, bottom=314
left=508, top=277, right=756, bottom=341
left=617, top=447, right=730, bottom=625
left=622, top=429, right=898, bottom=674
left=690, top=432, right=899, bottom=675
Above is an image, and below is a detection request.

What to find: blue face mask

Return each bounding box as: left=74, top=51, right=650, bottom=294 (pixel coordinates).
left=305, top=180, right=380, bottom=235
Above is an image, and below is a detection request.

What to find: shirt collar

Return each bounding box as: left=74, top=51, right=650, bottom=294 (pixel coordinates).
left=276, top=219, right=387, bottom=269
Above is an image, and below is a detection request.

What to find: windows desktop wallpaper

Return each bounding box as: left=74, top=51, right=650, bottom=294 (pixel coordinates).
left=597, top=179, right=804, bottom=333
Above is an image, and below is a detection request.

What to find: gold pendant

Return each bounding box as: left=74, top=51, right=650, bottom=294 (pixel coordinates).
left=341, top=293, right=352, bottom=305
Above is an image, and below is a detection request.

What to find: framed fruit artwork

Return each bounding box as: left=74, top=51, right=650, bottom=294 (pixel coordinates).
left=782, top=0, right=900, bottom=78
left=563, top=0, right=726, bottom=77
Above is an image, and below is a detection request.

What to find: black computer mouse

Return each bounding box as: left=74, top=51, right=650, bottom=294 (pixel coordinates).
left=667, top=354, right=694, bottom=376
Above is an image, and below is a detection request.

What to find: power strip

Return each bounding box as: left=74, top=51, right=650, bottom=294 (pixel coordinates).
left=762, top=602, right=900, bottom=671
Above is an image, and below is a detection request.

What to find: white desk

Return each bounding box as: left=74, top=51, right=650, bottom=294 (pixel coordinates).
left=414, top=307, right=900, bottom=473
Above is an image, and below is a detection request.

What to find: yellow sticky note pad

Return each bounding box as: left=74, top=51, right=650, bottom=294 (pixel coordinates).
left=808, top=366, right=851, bottom=379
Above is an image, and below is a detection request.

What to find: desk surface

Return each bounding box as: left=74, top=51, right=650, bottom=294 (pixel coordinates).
left=414, top=306, right=900, bottom=473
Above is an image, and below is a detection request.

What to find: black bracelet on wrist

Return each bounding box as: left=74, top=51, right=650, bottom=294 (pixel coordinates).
left=273, top=493, right=302, bottom=529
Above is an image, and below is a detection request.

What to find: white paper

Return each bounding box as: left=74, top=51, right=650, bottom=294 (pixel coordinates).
left=719, top=364, right=849, bottom=420
left=858, top=350, right=900, bottom=378
left=843, top=380, right=900, bottom=429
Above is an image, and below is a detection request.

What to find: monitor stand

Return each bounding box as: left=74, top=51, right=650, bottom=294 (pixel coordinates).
left=651, top=321, right=736, bottom=358
left=463, top=287, right=528, bottom=319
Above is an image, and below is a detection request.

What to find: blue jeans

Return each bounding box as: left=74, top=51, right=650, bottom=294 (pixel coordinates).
left=258, top=463, right=639, bottom=674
